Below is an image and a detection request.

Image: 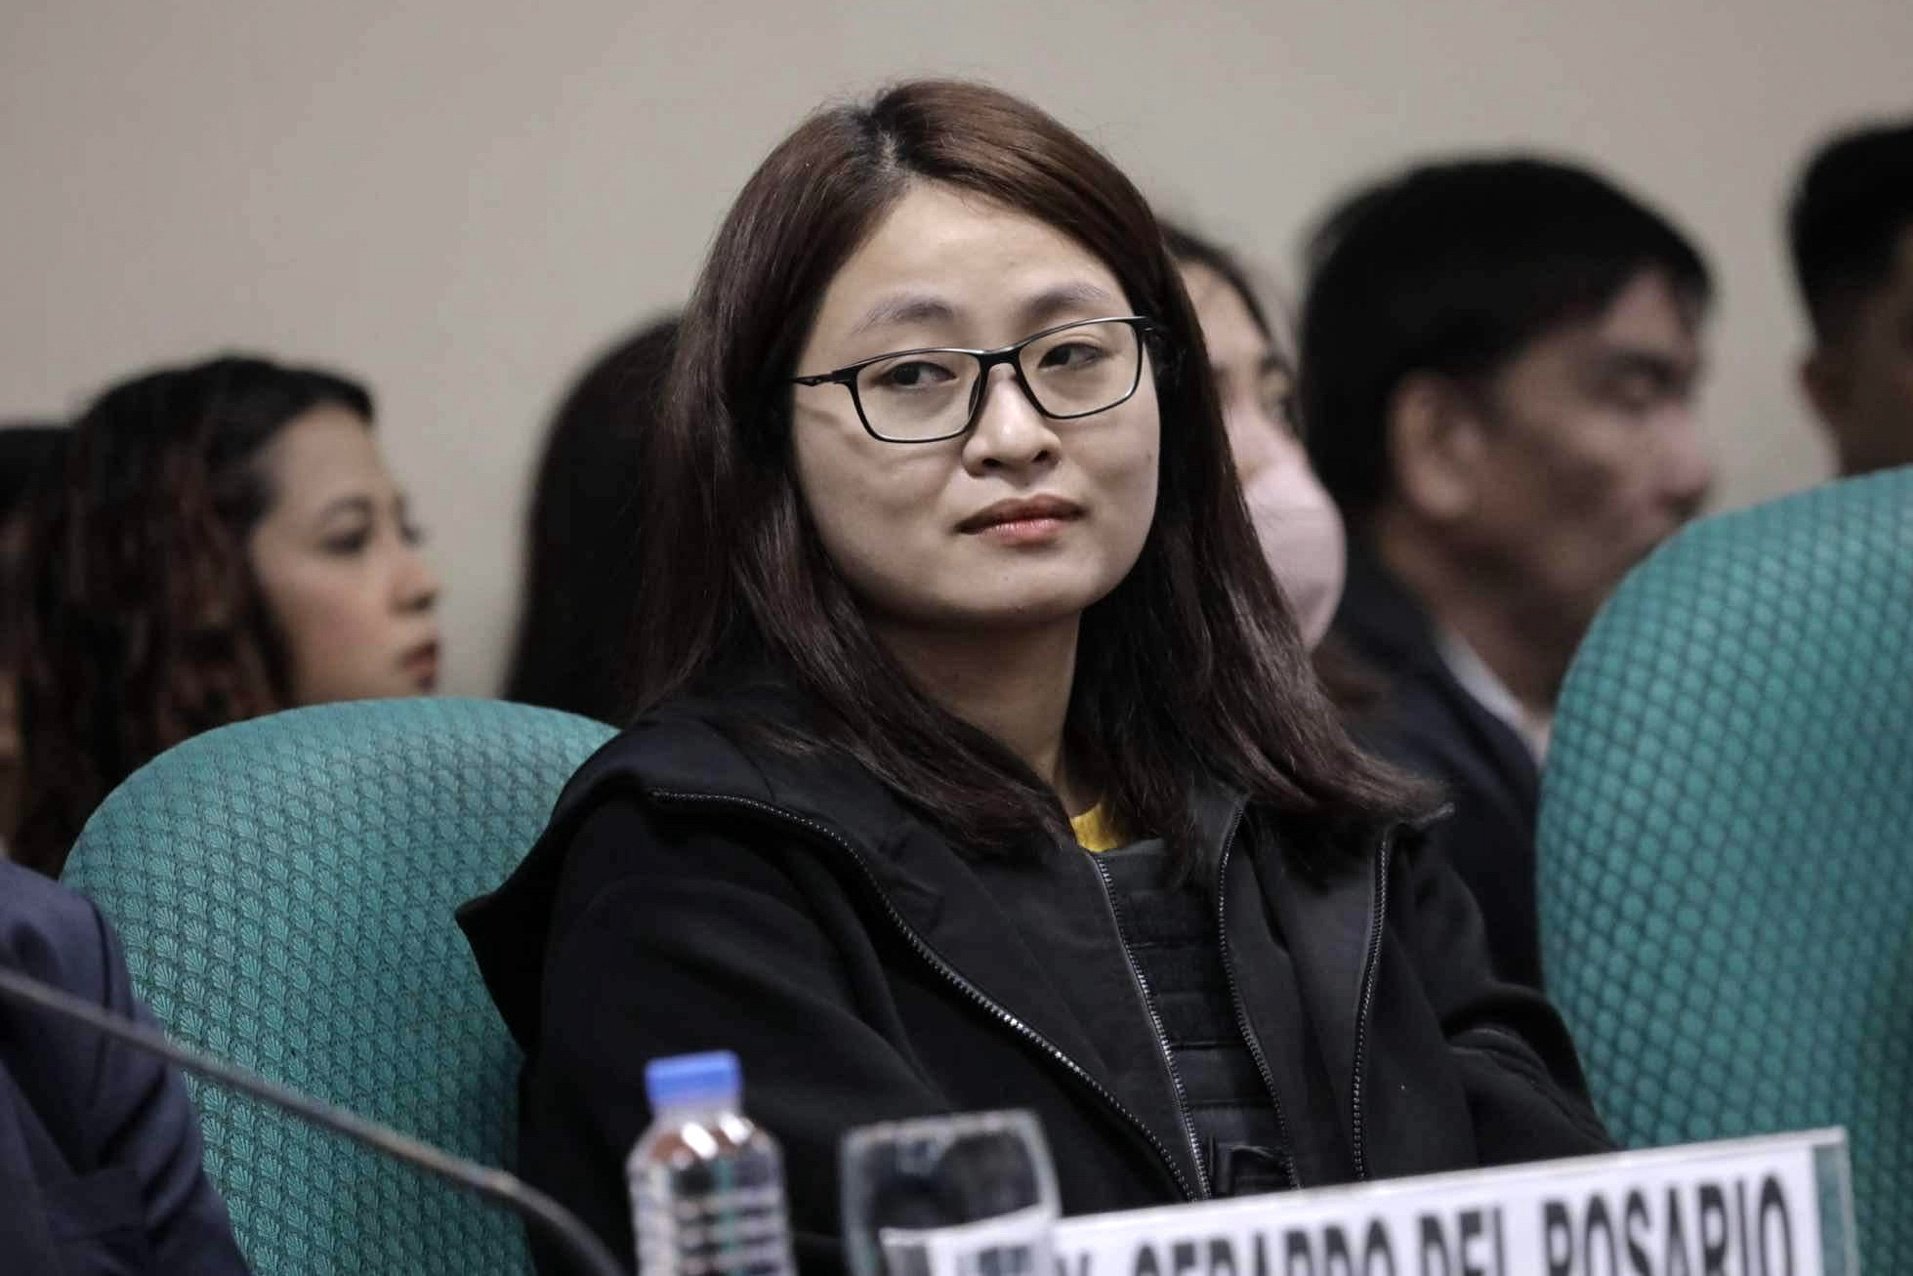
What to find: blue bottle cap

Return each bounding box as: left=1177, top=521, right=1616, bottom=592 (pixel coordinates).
left=645, top=1050, right=743, bottom=1109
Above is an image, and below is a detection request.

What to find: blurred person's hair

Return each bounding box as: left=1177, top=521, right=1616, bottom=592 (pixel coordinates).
left=504, top=315, right=678, bottom=722
left=1, top=424, right=67, bottom=851
left=1162, top=222, right=1282, bottom=352
left=1789, top=118, right=1913, bottom=341
left=0, top=421, right=66, bottom=666
left=1299, top=157, right=1711, bottom=526
left=638, top=78, right=1430, bottom=863
left=14, top=355, right=373, bottom=873
left=0, top=422, right=68, bottom=524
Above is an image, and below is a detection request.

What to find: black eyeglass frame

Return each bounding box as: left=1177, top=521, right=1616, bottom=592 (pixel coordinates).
left=789, top=315, right=1162, bottom=444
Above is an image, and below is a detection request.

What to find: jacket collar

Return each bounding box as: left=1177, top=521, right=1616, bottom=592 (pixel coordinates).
left=1336, top=539, right=1541, bottom=797
left=1335, top=538, right=1448, bottom=678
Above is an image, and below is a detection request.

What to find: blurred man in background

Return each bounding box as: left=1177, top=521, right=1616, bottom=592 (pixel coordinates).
left=1299, top=157, right=1714, bottom=989
left=1790, top=117, right=1913, bottom=478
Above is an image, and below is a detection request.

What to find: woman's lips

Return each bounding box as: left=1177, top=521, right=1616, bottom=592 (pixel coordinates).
left=957, top=496, right=1084, bottom=545
left=401, top=641, right=441, bottom=690
left=972, top=515, right=1076, bottom=546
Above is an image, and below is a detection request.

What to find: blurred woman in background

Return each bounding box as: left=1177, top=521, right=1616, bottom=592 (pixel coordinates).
left=1162, top=223, right=1345, bottom=648
left=504, top=315, right=677, bottom=723
left=14, top=355, right=440, bottom=873
left=1163, top=224, right=1380, bottom=713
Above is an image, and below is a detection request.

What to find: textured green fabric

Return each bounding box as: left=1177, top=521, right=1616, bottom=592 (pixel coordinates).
left=61, top=698, right=616, bottom=1276
left=1538, top=467, right=1913, bottom=1271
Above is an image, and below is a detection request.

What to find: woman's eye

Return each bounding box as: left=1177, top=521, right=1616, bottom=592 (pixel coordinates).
left=401, top=521, right=427, bottom=547
left=322, top=528, right=372, bottom=556
left=1256, top=367, right=1297, bottom=424
left=1263, top=392, right=1302, bottom=438
left=871, top=359, right=957, bottom=391
left=1040, top=341, right=1106, bottom=371
left=1607, top=376, right=1662, bottom=417
left=1258, top=378, right=1301, bottom=438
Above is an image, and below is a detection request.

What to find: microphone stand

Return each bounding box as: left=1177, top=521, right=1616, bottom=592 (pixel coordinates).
left=0, top=964, right=626, bottom=1276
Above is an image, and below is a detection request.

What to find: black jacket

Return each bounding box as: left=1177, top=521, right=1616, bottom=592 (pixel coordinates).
left=1, top=861, right=250, bottom=1276
left=459, top=683, right=1609, bottom=1275
left=1335, top=543, right=1547, bottom=990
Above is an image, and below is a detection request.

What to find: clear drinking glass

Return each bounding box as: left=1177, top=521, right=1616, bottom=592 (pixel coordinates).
left=840, top=1110, right=1061, bottom=1276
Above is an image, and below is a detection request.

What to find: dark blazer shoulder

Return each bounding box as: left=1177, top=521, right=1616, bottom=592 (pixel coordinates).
left=0, top=862, right=249, bottom=1275
left=1, top=860, right=117, bottom=998
left=1, top=863, right=121, bottom=1162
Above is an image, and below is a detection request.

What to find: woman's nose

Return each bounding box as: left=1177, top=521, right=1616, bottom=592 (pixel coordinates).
left=394, top=545, right=440, bottom=613
left=961, top=365, right=1060, bottom=472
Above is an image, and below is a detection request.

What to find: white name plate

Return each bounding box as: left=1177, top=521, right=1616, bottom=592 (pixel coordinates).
left=1053, top=1130, right=1855, bottom=1276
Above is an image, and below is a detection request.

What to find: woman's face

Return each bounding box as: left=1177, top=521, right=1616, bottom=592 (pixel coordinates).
left=246, top=406, right=442, bottom=704
left=1178, top=260, right=1346, bottom=648
left=791, top=183, right=1160, bottom=638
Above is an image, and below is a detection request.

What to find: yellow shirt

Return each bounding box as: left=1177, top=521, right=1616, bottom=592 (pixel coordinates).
left=1069, top=804, right=1124, bottom=853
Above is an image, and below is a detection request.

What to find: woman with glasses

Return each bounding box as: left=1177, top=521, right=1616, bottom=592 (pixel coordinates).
left=461, top=80, right=1610, bottom=1274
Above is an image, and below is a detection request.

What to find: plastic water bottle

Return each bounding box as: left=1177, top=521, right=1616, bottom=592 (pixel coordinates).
left=628, top=1051, right=797, bottom=1276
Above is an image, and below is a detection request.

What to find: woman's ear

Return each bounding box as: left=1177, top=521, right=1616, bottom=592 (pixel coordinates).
left=1385, top=372, right=1487, bottom=523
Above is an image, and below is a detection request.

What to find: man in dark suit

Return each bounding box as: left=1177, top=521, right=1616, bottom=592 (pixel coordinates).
left=1298, top=158, right=1716, bottom=989
left=1, top=859, right=249, bottom=1273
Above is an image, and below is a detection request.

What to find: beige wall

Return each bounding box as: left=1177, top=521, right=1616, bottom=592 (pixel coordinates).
left=5, top=0, right=1910, bottom=696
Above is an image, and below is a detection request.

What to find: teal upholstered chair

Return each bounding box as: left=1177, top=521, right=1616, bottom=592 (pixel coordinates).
left=1537, top=467, right=1913, bottom=1271
left=61, top=698, right=616, bottom=1275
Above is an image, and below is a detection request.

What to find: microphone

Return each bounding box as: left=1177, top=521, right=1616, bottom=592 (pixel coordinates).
left=0, top=963, right=625, bottom=1276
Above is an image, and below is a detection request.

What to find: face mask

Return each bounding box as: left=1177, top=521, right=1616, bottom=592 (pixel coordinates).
left=1237, top=438, right=1347, bottom=650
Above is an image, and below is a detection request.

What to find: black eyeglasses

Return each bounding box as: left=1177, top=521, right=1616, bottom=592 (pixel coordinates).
left=790, top=315, right=1160, bottom=444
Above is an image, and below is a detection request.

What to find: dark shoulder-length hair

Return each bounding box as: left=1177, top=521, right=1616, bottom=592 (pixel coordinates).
left=504, top=315, right=678, bottom=722
left=640, top=79, right=1428, bottom=862
left=15, top=354, right=374, bottom=874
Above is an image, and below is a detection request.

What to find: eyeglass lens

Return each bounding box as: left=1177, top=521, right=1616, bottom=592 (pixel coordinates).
left=853, top=319, right=1142, bottom=442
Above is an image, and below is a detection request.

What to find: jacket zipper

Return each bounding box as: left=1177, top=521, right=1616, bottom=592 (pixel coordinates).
left=1347, top=826, right=1395, bottom=1182
left=649, top=788, right=1199, bottom=1203
left=1086, top=853, right=1213, bottom=1199
left=1212, top=806, right=1300, bottom=1190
